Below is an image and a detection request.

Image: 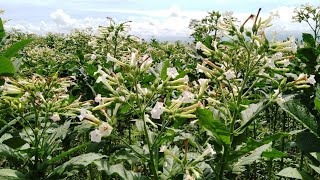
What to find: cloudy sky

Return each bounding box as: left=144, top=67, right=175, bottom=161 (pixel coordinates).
left=1, top=0, right=318, bottom=40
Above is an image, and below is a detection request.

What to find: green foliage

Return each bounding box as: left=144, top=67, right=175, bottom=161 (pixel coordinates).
left=196, top=108, right=230, bottom=146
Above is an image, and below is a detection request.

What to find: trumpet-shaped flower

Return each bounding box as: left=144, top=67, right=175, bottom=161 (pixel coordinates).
left=50, top=113, right=61, bottom=122
left=224, top=69, right=236, bottom=80
left=151, top=102, right=165, bottom=119
left=167, top=67, right=179, bottom=79
left=91, top=54, right=96, bottom=60
left=307, top=75, right=316, bottom=85
left=180, top=91, right=195, bottom=103
left=98, top=122, right=113, bottom=136
left=95, top=94, right=103, bottom=104
left=90, top=129, right=102, bottom=143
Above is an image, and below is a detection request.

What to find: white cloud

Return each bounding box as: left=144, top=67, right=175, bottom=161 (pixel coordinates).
left=4, top=5, right=314, bottom=40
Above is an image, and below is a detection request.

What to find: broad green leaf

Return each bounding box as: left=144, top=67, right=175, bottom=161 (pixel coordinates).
left=47, top=153, right=105, bottom=179
left=44, top=142, right=91, bottom=166
left=276, top=167, right=313, bottom=180
left=0, top=18, right=5, bottom=40
left=296, top=132, right=320, bottom=152
left=262, top=148, right=287, bottom=160
left=315, top=97, right=320, bottom=112
left=3, top=39, right=32, bottom=59
left=160, top=60, right=169, bottom=80
left=296, top=48, right=317, bottom=67
left=232, top=143, right=272, bottom=173
left=160, top=146, right=182, bottom=179
left=277, top=95, right=319, bottom=137
left=94, top=160, right=146, bottom=180
left=309, top=164, right=320, bottom=175
left=48, top=121, right=70, bottom=143
left=0, top=169, right=26, bottom=180
left=0, top=56, right=15, bottom=76
left=0, top=143, right=25, bottom=163
left=0, top=133, right=12, bottom=143
left=229, top=132, right=292, bottom=162
left=196, top=108, right=230, bottom=145
left=302, top=33, right=316, bottom=48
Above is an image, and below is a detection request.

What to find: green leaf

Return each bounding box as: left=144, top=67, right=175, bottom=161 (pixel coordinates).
left=47, top=153, right=105, bottom=179
left=48, top=121, right=71, bottom=143
left=262, top=148, right=287, bottom=160
left=277, top=167, right=314, bottom=180
left=309, top=164, right=320, bottom=175
left=229, top=132, right=291, bottom=162
left=0, top=56, right=15, bottom=76
left=0, top=143, right=25, bottom=163
left=44, top=142, right=91, bottom=166
left=160, top=60, right=169, bottom=80
left=277, top=95, right=319, bottom=137
left=3, top=39, right=32, bottom=59
left=94, top=160, right=146, bottom=180
left=296, top=132, right=320, bottom=152
left=196, top=108, right=230, bottom=146
left=0, top=169, right=26, bottom=180
left=302, top=33, right=315, bottom=48
left=232, top=143, right=272, bottom=173
left=0, top=18, right=5, bottom=40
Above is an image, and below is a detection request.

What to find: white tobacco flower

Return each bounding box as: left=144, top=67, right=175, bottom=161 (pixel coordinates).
left=315, top=65, right=320, bottom=71
left=198, top=78, right=209, bottom=87
left=180, top=91, right=195, bottom=103
left=203, top=143, right=216, bottom=156
left=182, top=75, right=189, bottom=84
left=224, top=69, right=236, bottom=80
left=94, top=65, right=104, bottom=75
left=137, top=84, right=148, bottom=95
left=144, top=114, right=157, bottom=128
left=274, top=74, right=284, bottom=80
left=91, top=54, right=97, bottom=60
left=140, top=55, right=153, bottom=70
left=307, top=75, right=316, bottom=85
left=20, top=92, right=30, bottom=102
left=290, top=36, right=297, bottom=53
left=78, top=108, right=88, bottom=121
left=90, top=129, right=102, bottom=143
left=167, top=67, right=179, bottom=79
left=159, top=145, right=167, bottom=152
left=283, top=59, right=291, bottom=67
left=151, top=102, right=165, bottom=119
left=96, top=73, right=107, bottom=83
left=50, top=113, right=61, bottom=122
left=266, top=57, right=276, bottom=68
left=185, top=174, right=195, bottom=180
left=297, top=73, right=307, bottom=80
left=95, top=94, right=103, bottom=104
left=285, top=73, right=298, bottom=80
left=98, top=122, right=113, bottom=137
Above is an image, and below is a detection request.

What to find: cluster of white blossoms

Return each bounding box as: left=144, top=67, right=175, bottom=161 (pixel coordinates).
left=90, top=122, right=113, bottom=143
left=77, top=108, right=113, bottom=143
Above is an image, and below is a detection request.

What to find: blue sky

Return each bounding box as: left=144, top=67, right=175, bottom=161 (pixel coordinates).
left=1, top=0, right=319, bottom=40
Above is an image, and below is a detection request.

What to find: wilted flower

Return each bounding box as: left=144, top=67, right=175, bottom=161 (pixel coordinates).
left=151, top=102, right=165, bottom=119
left=50, top=112, right=61, bottom=122
left=167, top=67, right=179, bottom=79
left=98, top=122, right=113, bottom=136
left=90, top=129, right=102, bottom=143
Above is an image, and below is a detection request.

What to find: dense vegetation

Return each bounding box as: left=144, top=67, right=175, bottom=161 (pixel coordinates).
left=0, top=4, right=320, bottom=180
